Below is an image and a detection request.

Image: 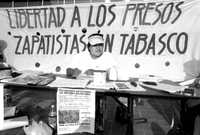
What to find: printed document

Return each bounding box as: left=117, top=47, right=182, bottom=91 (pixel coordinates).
left=57, top=88, right=95, bottom=134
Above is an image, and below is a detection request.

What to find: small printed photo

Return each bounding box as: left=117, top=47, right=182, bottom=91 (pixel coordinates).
left=59, top=110, right=79, bottom=124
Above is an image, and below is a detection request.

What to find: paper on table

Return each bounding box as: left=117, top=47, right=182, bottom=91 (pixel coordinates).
left=140, top=82, right=185, bottom=93
left=86, top=82, right=116, bottom=90
left=48, top=77, right=90, bottom=88
left=114, top=82, right=146, bottom=91
left=0, top=116, right=29, bottom=131
left=87, top=81, right=146, bottom=91
left=139, top=75, right=163, bottom=83
left=179, top=78, right=195, bottom=86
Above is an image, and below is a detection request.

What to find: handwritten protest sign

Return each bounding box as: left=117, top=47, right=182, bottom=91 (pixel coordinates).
left=0, top=0, right=200, bottom=81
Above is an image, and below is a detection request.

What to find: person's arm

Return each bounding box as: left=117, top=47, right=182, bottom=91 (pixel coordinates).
left=105, top=53, right=118, bottom=80
left=107, top=66, right=118, bottom=81
left=66, top=54, right=83, bottom=78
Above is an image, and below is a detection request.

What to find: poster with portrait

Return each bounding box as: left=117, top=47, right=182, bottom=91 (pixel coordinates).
left=57, top=88, right=95, bottom=134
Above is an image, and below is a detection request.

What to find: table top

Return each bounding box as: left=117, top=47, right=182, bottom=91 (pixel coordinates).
left=3, top=80, right=200, bottom=100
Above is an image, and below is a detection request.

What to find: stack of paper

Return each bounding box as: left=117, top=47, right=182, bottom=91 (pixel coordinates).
left=139, top=75, right=163, bottom=83
left=140, top=82, right=186, bottom=93
left=114, top=82, right=146, bottom=91
left=86, top=82, right=116, bottom=90
left=48, top=77, right=90, bottom=88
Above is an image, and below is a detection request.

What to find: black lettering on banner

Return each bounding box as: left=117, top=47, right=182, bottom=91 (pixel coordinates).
left=171, top=1, right=184, bottom=24
left=120, top=34, right=129, bottom=54
left=51, top=35, right=55, bottom=54
left=22, top=36, right=31, bottom=54
left=122, top=4, right=136, bottom=26
left=6, top=9, right=16, bottom=29
left=31, top=35, right=40, bottom=54
left=152, top=3, right=163, bottom=25
left=176, top=32, right=188, bottom=54
left=96, top=4, right=106, bottom=27
left=143, top=2, right=155, bottom=25
left=48, top=8, right=57, bottom=28
left=14, top=36, right=22, bottom=54
left=15, top=9, right=19, bottom=28
left=42, top=8, right=48, bottom=28
left=167, top=33, right=177, bottom=54
left=7, top=7, right=65, bottom=29
left=12, top=32, right=188, bottom=56
left=26, top=9, right=34, bottom=29
left=57, top=7, right=65, bottom=27
left=70, top=34, right=79, bottom=54
left=33, top=9, right=42, bottom=28
left=125, top=34, right=135, bottom=55
left=104, top=34, right=114, bottom=52
left=146, top=33, right=155, bottom=55
left=41, top=36, right=46, bottom=54
left=161, top=3, right=173, bottom=24
left=134, top=3, right=146, bottom=25
left=37, top=35, right=45, bottom=54
left=107, top=4, right=116, bottom=26
left=18, top=9, right=27, bottom=28
left=45, top=35, right=51, bottom=54
left=56, top=35, right=63, bottom=54
left=63, top=35, right=71, bottom=54
left=87, top=5, right=95, bottom=27
left=158, top=33, right=166, bottom=55
left=135, top=34, right=147, bottom=55
left=80, top=35, right=87, bottom=51
left=71, top=6, right=81, bottom=27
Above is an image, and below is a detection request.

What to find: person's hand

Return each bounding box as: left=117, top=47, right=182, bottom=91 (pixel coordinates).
left=73, top=68, right=81, bottom=78
left=23, top=120, right=53, bottom=135
left=66, top=68, right=74, bottom=78
left=84, top=69, right=94, bottom=75
left=66, top=68, right=81, bottom=78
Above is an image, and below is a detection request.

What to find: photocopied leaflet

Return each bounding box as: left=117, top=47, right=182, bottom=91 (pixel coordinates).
left=57, top=88, right=95, bottom=134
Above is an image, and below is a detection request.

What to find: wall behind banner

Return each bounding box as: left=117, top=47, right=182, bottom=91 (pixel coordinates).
left=1, top=0, right=200, bottom=82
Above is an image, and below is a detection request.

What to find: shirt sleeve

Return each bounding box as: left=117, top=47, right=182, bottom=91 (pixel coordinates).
left=103, top=53, right=118, bottom=80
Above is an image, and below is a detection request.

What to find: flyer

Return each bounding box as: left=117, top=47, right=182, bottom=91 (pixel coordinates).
left=57, top=88, right=95, bottom=134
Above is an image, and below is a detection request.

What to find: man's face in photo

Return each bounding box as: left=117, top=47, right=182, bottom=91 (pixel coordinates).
left=89, top=43, right=104, bottom=59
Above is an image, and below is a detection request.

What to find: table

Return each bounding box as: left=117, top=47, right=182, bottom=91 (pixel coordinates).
left=2, top=82, right=200, bottom=135
left=104, top=87, right=200, bottom=135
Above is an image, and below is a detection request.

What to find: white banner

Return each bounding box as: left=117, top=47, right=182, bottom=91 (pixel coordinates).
left=0, top=0, right=200, bottom=81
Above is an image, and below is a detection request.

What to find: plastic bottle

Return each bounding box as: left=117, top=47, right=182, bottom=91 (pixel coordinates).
left=48, top=104, right=57, bottom=129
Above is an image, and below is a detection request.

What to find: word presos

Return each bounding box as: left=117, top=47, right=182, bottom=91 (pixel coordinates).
left=6, top=1, right=184, bottom=29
